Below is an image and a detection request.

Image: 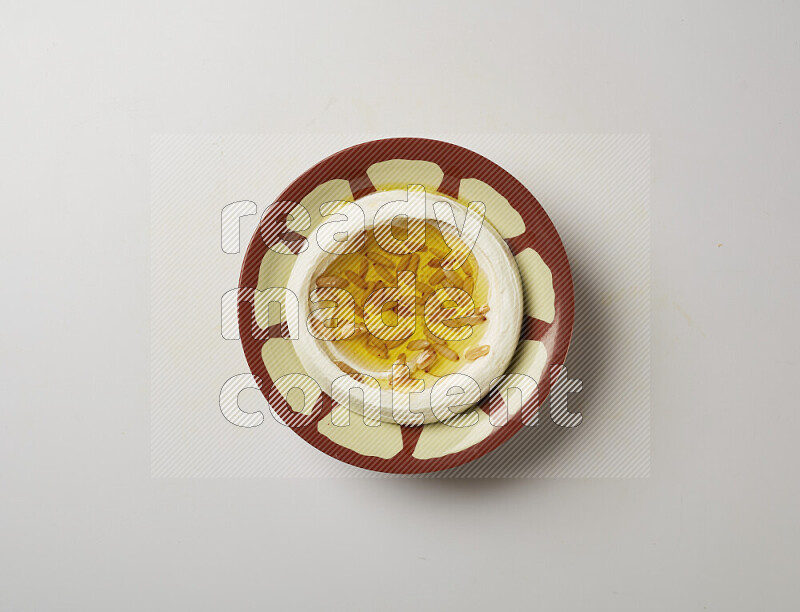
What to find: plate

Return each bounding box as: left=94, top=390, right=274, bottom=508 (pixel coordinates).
left=238, top=138, right=574, bottom=474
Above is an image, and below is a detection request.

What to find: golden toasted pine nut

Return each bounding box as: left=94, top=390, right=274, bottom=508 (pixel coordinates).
left=426, top=257, right=442, bottom=269
left=429, top=268, right=446, bottom=285
left=464, top=345, right=490, bottom=360
left=441, top=315, right=487, bottom=328
left=397, top=304, right=415, bottom=318
left=344, top=270, right=368, bottom=290
left=415, top=349, right=436, bottom=371
left=429, top=307, right=457, bottom=323
left=373, top=264, right=395, bottom=284
left=368, top=250, right=393, bottom=268
left=397, top=253, right=420, bottom=272
left=416, top=281, right=433, bottom=295
left=315, top=275, right=347, bottom=288
left=397, top=253, right=416, bottom=271
left=423, top=328, right=445, bottom=345
left=366, top=337, right=388, bottom=359
left=366, top=280, right=384, bottom=297
left=443, top=269, right=460, bottom=285
left=334, top=360, right=361, bottom=375
left=433, top=343, right=459, bottom=362
left=406, top=339, right=431, bottom=351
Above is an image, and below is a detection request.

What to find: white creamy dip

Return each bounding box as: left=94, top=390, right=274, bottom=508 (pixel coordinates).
left=286, top=189, right=524, bottom=425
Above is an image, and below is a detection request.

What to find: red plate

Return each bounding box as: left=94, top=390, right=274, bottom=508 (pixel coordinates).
left=238, top=138, right=574, bottom=474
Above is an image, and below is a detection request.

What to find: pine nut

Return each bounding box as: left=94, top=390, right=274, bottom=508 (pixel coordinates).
left=365, top=337, right=388, bottom=359
left=397, top=303, right=416, bottom=317
left=406, top=339, right=431, bottom=351
left=368, top=250, right=393, bottom=268
left=442, top=315, right=487, bottom=327
left=373, top=264, right=395, bottom=284
left=344, top=270, right=368, bottom=290
left=398, top=253, right=419, bottom=271
left=424, top=328, right=445, bottom=345
left=443, top=269, right=460, bottom=285
left=464, top=345, right=490, bottom=360
left=334, top=360, right=361, bottom=375
left=415, top=349, right=436, bottom=371
left=433, top=343, right=459, bottom=362
left=416, top=282, right=433, bottom=295
left=429, top=268, right=446, bottom=285
left=367, top=280, right=386, bottom=297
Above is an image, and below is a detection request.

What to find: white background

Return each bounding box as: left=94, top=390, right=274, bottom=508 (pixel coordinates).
left=2, top=1, right=799, bottom=610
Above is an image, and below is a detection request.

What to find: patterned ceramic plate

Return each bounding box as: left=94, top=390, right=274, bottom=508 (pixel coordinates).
left=238, top=138, right=574, bottom=474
